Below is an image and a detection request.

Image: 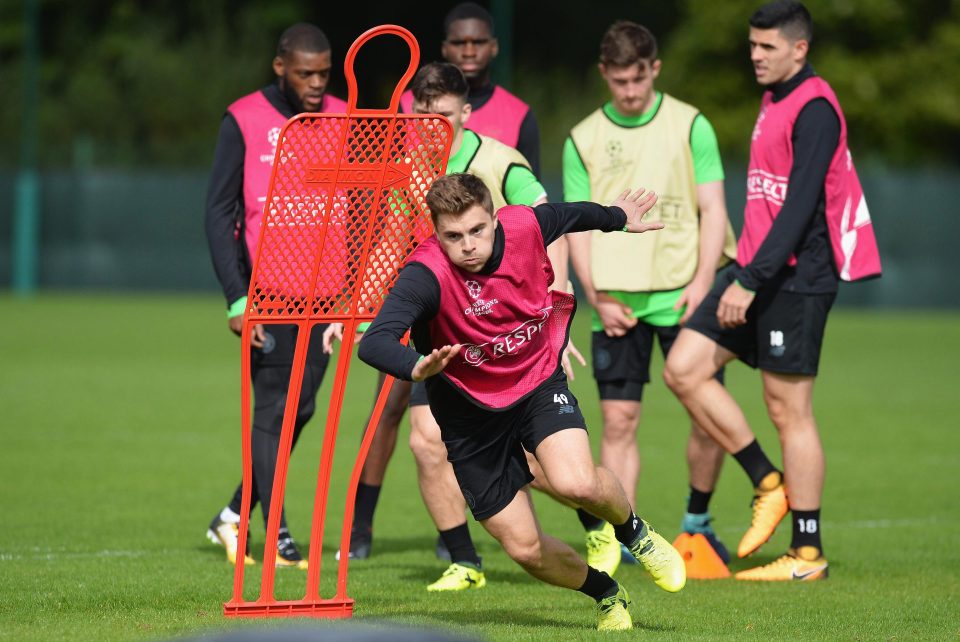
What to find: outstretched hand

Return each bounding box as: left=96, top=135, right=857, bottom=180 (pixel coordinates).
left=411, top=344, right=462, bottom=382
left=613, top=188, right=664, bottom=234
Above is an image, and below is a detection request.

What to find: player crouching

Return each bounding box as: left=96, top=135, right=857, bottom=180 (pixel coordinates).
left=358, top=173, right=684, bottom=630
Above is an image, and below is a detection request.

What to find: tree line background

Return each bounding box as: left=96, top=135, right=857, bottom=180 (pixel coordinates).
left=0, top=0, right=958, bottom=175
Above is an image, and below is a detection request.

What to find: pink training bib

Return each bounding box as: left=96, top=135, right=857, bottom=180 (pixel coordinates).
left=739, top=76, right=881, bottom=281
left=228, top=91, right=348, bottom=263
left=408, top=207, right=574, bottom=409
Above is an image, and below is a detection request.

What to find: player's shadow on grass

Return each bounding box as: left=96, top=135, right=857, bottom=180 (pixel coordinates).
left=199, top=543, right=233, bottom=562
left=335, top=534, right=438, bottom=557
left=200, top=535, right=441, bottom=562
left=392, top=562, right=536, bottom=587
left=423, top=606, right=678, bottom=632
left=422, top=605, right=581, bottom=629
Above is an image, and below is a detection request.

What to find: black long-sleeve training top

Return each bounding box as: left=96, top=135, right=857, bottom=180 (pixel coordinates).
left=358, top=202, right=627, bottom=381
left=736, top=63, right=841, bottom=295
left=204, top=83, right=297, bottom=308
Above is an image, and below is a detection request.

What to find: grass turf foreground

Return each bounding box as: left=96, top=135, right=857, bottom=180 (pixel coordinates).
left=0, top=292, right=958, bottom=641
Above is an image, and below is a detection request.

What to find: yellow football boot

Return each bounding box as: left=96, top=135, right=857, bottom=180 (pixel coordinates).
left=627, top=520, right=686, bottom=593
left=586, top=522, right=621, bottom=578
left=737, top=483, right=788, bottom=558
left=735, top=546, right=829, bottom=581
left=207, top=517, right=255, bottom=566
left=427, top=563, right=486, bottom=592
left=596, top=584, right=632, bottom=631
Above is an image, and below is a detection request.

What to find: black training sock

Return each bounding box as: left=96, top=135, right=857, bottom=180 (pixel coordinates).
left=439, top=522, right=482, bottom=567
left=687, top=486, right=713, bottom=514
left=577, top=566, right=618, bottom=601
left=732, top=439, right=780, bottom=489
left=576, top=508, right=605, bottom=531
left=613, top=511, right=645, bottom=546
left=353, top=482, right=381, bottom=531
left=790, top=509, right=822, bottom=553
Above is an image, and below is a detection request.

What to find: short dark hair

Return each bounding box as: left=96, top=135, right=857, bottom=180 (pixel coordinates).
left=411, top=62, right=469, bottom=106
left=444, top=2, right=495, bottom=37
left=749, top=0, right=813, bottom=43
left=426, top=173, right=494, bottom=224
left=600, top=21, right=658, bottom=67
left=276, top=23, right=331, bottom=59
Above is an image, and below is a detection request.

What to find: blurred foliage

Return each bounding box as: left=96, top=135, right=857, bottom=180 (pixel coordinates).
left=0, top=0, right=957, bottom=170
left=656, top=0, right=960, bottom=166
left=0, top=0, right=304, bottom=167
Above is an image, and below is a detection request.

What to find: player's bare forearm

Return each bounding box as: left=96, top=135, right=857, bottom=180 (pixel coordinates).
left=693, top=181, right=729, bottom=286
left=568, top=231, right=597, bottom=306
left=679, top=181, right=730, bottom=323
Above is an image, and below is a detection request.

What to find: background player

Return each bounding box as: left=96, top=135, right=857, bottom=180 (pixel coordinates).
left=664, top=0, right=881, bottom=580
left=359, top=173, right=683, bottom=631
left=204, top=23, right=345, bottom=569
left=564, top=21, right=737, bottom=575
left=402, top=2, right=542, bottom=175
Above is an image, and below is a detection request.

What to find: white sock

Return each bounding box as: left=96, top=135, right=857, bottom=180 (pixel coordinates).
left=220, top=507, right=241, bottom=524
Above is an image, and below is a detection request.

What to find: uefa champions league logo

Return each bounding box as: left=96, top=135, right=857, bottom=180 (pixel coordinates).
left=465, top=280, right=482, bottom=299
left=268, top=127, right=281, bottom=148
left=260, top=127, right=283, bottom=164
left=603, top=138, right=630, bottom=172
left=463, top=280, right=498, bottom=316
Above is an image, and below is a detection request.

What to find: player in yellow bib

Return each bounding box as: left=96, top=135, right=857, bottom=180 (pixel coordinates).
left=565, top=21, right=737, bottom=577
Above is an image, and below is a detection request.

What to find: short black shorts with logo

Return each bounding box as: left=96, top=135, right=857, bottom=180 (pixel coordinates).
left=685, top=267, right=836, bottom=376
left=426, top=367, right=586, bottom=521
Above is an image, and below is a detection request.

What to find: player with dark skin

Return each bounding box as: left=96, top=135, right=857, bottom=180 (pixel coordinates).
left=439, top=8, right=541, bottom=175
left=442, top=16, right=496, bottom=87
left=229, top=49, right=333, bottom=348
left=206, top=23, right=343, bottom=570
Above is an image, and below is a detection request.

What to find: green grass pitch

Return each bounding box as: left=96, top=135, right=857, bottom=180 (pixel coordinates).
left=1, top=293, right=958, bottom=640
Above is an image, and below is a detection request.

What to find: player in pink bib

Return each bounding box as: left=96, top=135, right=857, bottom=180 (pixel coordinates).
left=204, top=23, right=346, bottom=571
left=360, top=174, right=685, bottom=631
left=665, top=0, right=881, bottom=582
left=399, top=2, right=541, bottom=176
